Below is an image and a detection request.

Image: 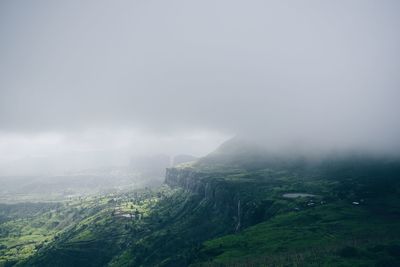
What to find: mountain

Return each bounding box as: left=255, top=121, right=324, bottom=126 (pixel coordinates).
left=2, top=138, right=400, bottom=266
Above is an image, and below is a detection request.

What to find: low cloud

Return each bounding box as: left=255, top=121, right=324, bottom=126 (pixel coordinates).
left=1, top=0, right=399, bottom=174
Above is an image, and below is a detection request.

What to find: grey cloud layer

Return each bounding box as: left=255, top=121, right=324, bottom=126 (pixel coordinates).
left=1, top=0, right=399, bottom=152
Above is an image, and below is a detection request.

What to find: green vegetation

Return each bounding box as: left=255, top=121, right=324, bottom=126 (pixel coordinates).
left=0, top=202, right=65, bottom=265
left=1, top=141, right=400, bottom=266
left=0, top=187, right=175, bottom=266
left=194, top=202, right=400, bottom=266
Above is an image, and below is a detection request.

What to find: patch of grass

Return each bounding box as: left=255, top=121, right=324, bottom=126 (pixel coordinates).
left=193, top=201, right=400, bottom=266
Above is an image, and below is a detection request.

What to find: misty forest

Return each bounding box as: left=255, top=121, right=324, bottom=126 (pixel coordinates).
left=1, top=1, right=400, bottom=267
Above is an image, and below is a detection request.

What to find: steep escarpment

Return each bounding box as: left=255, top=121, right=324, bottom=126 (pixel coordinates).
left=165, top=168, right=208, bottom=194
left=165, top=167, right=281, bottom=231
left=165, top=168, right=233, bottom=201
left=165, top=168, right=240, bottom=223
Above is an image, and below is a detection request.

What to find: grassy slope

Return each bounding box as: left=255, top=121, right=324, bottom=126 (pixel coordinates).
left=0, top=202, right=79, bottom=266
left=193, top=200, right=400, bottom=266
left=108, top=188, right=237, bottom=267
left=17, top=187, right=174, bottom=267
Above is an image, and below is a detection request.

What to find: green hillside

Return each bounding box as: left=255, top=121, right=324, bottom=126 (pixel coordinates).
left=1, top=139, right=400, bottom=266
left=194, top=200, right=400, bottom=266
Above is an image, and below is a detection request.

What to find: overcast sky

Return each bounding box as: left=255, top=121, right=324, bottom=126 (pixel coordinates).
left=1, top=0, right=400, bottom=174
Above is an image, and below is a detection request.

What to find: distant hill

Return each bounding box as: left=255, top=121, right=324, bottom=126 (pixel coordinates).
left=194, top=137, right=400, bottom=179
left=172, top=154, right=198, bottom=166
left=130, top=154, right=170, bottom=181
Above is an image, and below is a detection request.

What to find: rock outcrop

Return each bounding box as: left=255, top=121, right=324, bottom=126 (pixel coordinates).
left=165, top=168, right=237, bottom=210
left=165, top=167, right=273, bottom=230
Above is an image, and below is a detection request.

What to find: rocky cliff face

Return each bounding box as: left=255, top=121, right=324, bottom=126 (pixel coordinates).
left=165, top=168, right=206, bottom=195
left=165, top=168, right=237, bottom=208
left=165, top=167, right=273, bottom=230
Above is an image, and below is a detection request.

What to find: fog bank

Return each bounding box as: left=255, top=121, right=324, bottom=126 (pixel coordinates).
left=1, top=0, right=400, bottom=174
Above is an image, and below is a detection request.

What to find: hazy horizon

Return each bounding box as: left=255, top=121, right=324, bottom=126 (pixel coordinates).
left=1, top=0, right=400, bottom=175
